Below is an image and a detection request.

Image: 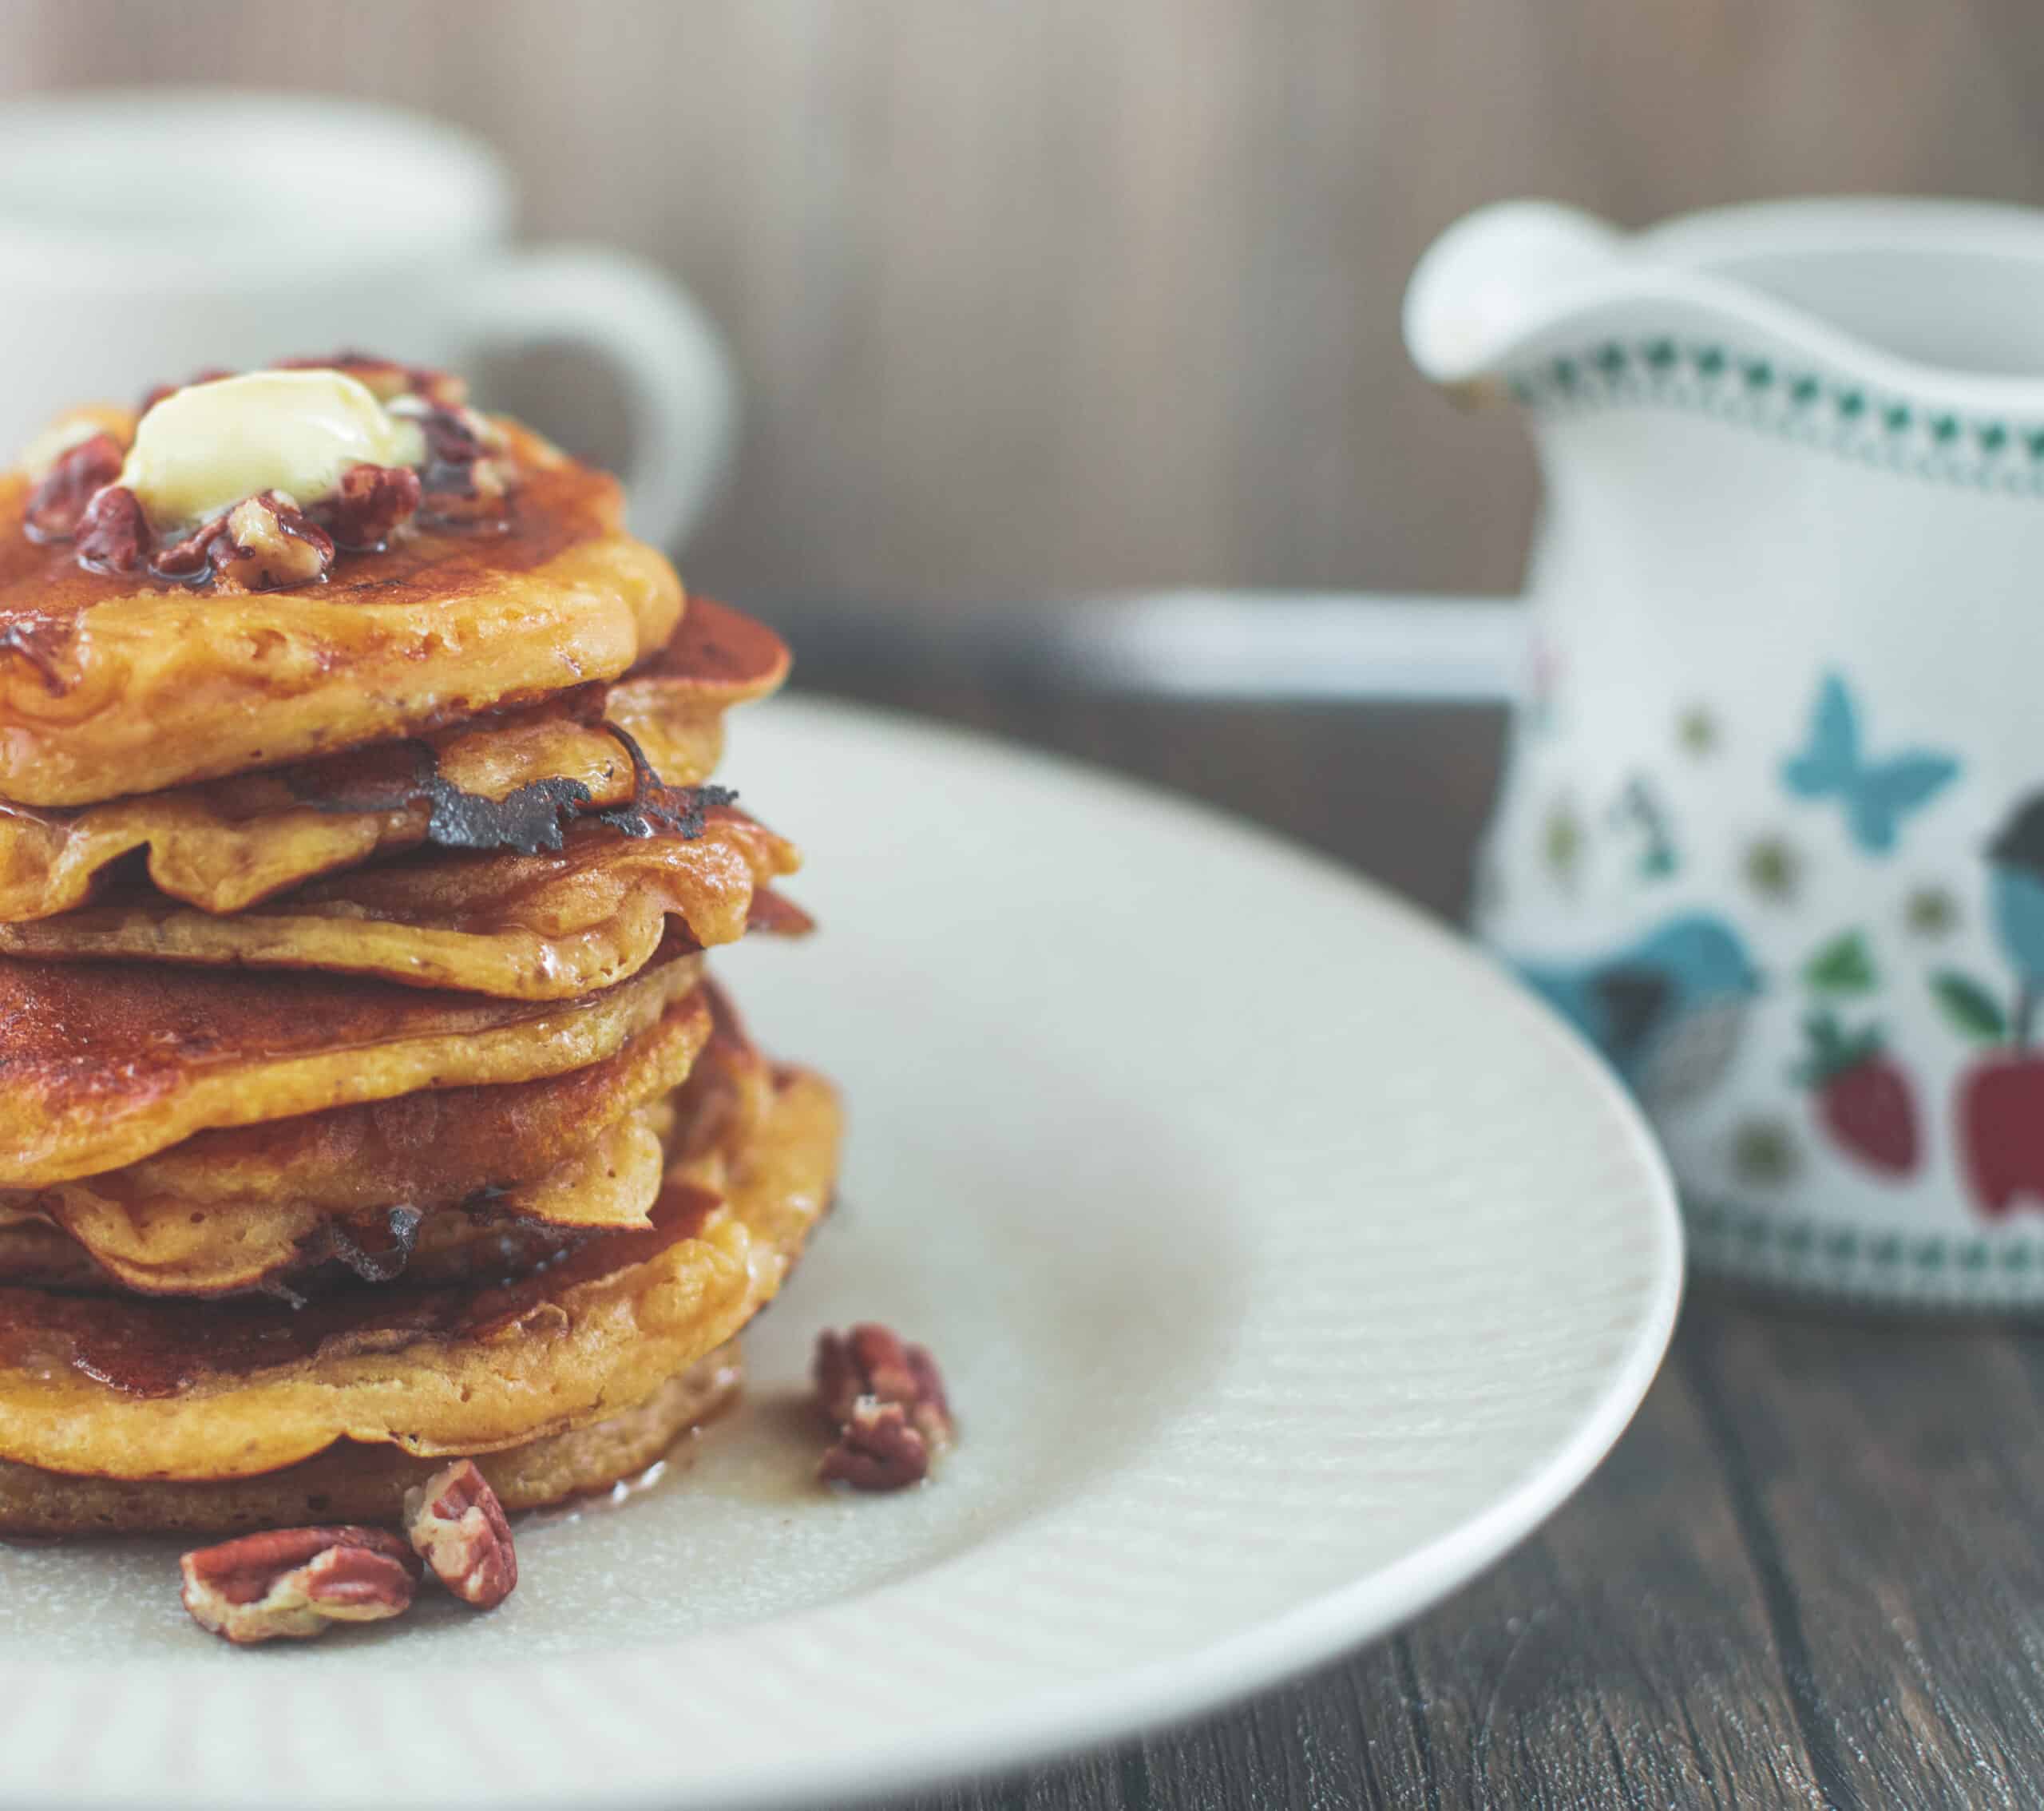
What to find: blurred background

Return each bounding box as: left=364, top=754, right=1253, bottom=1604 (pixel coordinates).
left=13, top=0, right=2037, bottom=614
left=10, top=0, right=2041, bottom=917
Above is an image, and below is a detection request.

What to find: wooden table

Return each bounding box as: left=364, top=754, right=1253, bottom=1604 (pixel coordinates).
left=792, top=658, right=2044, bottom=1811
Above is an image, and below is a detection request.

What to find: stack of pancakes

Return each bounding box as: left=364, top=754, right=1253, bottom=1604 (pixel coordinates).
left=0, top=365, right=841, bottom=1536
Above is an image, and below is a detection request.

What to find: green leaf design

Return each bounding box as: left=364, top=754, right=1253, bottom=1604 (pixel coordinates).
left=1931, top=969, right=2008, bottom=1044
left=1791, top=1009, right=1881, bottom=1088
left=1804, top=931, right=1877, bottom=996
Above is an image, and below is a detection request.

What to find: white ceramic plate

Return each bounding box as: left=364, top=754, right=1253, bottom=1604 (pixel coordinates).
left=0, top=698, right=1682, bottom=1811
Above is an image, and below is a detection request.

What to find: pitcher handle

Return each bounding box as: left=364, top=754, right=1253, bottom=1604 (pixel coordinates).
left=1050, top=592, right=1533, bottom=703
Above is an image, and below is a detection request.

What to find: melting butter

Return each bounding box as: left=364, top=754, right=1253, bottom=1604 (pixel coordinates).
left=120, top=369, right=426, bottom=530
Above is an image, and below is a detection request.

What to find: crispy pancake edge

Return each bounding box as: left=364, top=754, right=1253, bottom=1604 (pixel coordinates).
left=0, top=426, right=685, bottom=806
left=0, top=1341, right=743, bottom=1536
left=0, top=945, right=703, bottom=1187
left=0, top=1065, right=839, bottom=1480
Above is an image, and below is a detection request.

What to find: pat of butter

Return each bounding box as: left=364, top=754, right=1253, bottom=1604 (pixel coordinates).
left=120, top=369, right=427, bottom=530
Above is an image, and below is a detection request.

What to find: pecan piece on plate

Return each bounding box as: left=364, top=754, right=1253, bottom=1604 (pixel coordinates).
left=819, top=1397, right=932, bottom=1491
left=403, top=1459, right=517, bottom=1609
left=814, top=1324, right=956, bottom=1491
left=22, top=432, right=124, bottom=542
left=814, top=1324, right=955, bottom=1452
left=180, top=1525, right=422, bottom=1645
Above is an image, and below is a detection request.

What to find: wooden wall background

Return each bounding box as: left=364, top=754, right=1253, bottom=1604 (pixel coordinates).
left=6, top=0, right=2042, bottom=612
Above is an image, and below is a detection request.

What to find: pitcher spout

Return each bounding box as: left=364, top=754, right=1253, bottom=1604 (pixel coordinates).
left=1409, top=196, right=2044, bottom=425
left=1404, top=202, right=1632, bottom=388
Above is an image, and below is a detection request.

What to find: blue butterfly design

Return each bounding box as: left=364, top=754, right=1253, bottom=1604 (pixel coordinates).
left=1781, top=672, right=1959, bottom=854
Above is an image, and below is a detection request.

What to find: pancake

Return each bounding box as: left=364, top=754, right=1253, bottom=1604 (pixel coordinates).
left=0, top=939, right=704, bottom=1188
left=0, top=1063, right=839, bottom=1480
left=5, top=982, right=705, bottom=1216
left=0, top=411, right=683, bottom=807
left=0, top=806, right=801, bottom=997
left=0, top=596, right=789, bottom=921
left=0, top=1341, right=743, bottom=1536
left=0, top=1100, right=672, bottom=1298
left=607, top=593, right=793, bottom=727
left=0, top=988, right=759, bottom=1299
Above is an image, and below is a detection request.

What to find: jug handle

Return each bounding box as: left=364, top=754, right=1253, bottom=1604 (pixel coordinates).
left=1405, top=202, right=1626, bottom=386
left=1046, top=592, right=1531, bottom=702
left=766, top=592, right=1531, bottom=703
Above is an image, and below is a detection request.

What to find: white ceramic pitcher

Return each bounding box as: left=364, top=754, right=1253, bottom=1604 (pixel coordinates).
left=1405, top=197, right=2044, bottom=1308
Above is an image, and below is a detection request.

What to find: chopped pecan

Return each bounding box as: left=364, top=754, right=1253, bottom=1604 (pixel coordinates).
left=72, top=485, right=146, bottom=573
left=180, top=1525, right=421, bottom=1644
left=400, top=400, right=514, bottom=521
left=814, top=1324, right=954, bottom=1454
left=204, top=492, right=336, bottom=591
left=819, top=1397, right=931, bottom=1491
left=319, top=461, right=422, bottom=551
left=24, top=433, right=125, bottom=541
left=402, top=1459, right=517, bottom=1608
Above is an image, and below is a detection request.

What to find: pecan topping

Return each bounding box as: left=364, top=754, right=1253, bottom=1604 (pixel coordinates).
left=402, top=401, right=513, bottom=523
left=72, top=485, right=146, bottom=573
left=35, top=355, right=513, bottom=578
left=814, top=1325, right=955, bottom=1491
left=180, top=1525, right=421, bottom=1644
left=23, top=433, right=125, bottom=541
left=319, top=460, right=423, bottom=550
left=402, top=1459, right=517, bottom=1609
left=164, top=491, right=336, bottom=592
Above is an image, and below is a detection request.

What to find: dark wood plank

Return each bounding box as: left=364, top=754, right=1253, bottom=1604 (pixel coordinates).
left=1681, top=1302, right=2044, bottom=1809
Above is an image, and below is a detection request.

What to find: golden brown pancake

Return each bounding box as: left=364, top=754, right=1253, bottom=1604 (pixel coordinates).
left=0, top=939, right=704, bottom=1188
left=0, top=1341, right=743, bottom=1536
left=608, top=593, right=793, bottom=724
left=0, top=1100, right=672, bottom=1298
left=0, top=596, right=789, bottom=921
left=0, top=807, right=801, bottom=997
left=0, top=1063, right=838, bottom=1480
left=0, top=982, right=751, bottom=1299
left=0, top=417, right=683, bottom=806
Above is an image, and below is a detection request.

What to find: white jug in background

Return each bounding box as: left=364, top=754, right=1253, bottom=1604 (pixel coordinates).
left=1408, top=197, right=2044, bottom=1306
